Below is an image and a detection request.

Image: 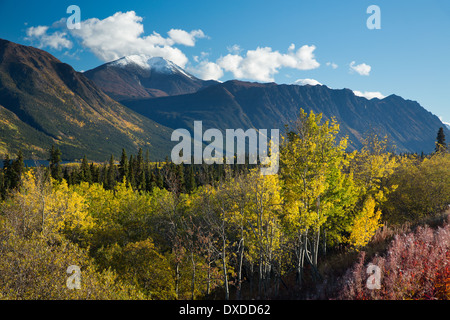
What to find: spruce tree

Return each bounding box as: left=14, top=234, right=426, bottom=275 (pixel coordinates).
left=100, top=162, right=108, bottom=187
left=145, top=149, right=150, bottom=166
left=48, top=145, right=62, bottom=181
left=435, top=127, right=447, bottom=153
left=90, top=162, right=99, bottom=183
left=63, top=166, right=71, bottom=184
left=147, top=169, right=156, bottom=191
left=13, top=150, right=24, bottom=176
left=119, top=149, right=129, bottom=182
left=139, top=168, right=146, bottom=191
left=107, top=154, right=116, bottom=189
left=185, top=165, right=197, bottom=193
left=136, top=148, right=146, bottom=190
left=80, top=155, right=92, bottom=183
left=156, top=167, right=164, bottom=189
left=10, top=150, right=25, bottom=189
left=128, top=154, right=136, bottom=188
left=176, top=164, right=185, bottom=193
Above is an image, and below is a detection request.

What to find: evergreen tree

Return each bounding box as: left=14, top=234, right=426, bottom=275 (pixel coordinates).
left=144, top=149, right=151, bottom=190
left=147, top=169, right=156, bottom=191
left=100, top=162, right=108, bottom=187
left=139, top=169, right=146, bottom=191
left=107, top=154, right=116, bottom=189
left=10, top=150, right=25, bottom=189
left=176, top=164, right=185, bottom=193
left=2, top=153, right=25, bottom=190
left=63, top=166, right=71, bottom=184
left=119, top=149, right=129, bottom=182
left=69, top=169, right=78, bottom=185
left=12, top=150, right=24, bottom=177
left=48, top=145, right=62, bottom=181
left=80, top=155, right=92, bottom=183
left=90, top=162, right=99, bottom=183
left=145, top=149, right=150, bottom=167
left=156, top=167, right=164, bottom=189
left=128, top=154, right=136, bottom=188
left=185, top=165, right=197, bottom=193
left=435, top=127, right=447, bottom=153
left=136, top=148, right=146, bottom=191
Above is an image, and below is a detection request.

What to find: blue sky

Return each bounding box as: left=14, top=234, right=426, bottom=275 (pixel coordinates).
left=1, top=0, right=449, bottom=124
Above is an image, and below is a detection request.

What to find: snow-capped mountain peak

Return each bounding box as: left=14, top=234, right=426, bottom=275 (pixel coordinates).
left=110, top=54, right=152, bottom=69
left=109, top=55, right=194, bottom=79
left=84, top=54, right=218, bottom=100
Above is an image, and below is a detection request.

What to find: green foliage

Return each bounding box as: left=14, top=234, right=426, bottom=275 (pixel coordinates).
left=96, top=239, right=176, bottom=299
left=383, top=153, right=450, bottom=223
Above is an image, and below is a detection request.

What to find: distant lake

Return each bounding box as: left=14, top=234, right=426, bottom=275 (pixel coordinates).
left=0, top=160, right=75, bottom=168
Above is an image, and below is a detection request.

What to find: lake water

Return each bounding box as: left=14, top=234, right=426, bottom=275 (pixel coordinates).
left=0, top=160, right=75, bottom=168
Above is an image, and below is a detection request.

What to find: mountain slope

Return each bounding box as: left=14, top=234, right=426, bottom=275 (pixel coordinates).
left=0, top=39, right=174, bottom=160
left=0, top=103, right=53, bottom=156
left=122, top=80, right=449, bottom=153
left=84, top=55, right=217, bottom=101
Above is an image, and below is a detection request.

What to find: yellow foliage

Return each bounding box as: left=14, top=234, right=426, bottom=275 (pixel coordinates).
left=3, top=171, right=94, bottom=240
left=348, top=197, right=383, bottom=248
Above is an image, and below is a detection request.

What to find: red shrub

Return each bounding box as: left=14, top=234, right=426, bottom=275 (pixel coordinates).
left=337, top=221, right=450, bottom=300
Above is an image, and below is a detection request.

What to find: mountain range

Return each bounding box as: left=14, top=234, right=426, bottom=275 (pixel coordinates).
left=0, top=38, right=448, bottom=161
left=119, top=79, right=446, bottom=154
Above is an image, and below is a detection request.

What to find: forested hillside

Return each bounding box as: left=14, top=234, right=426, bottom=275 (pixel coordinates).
left=0, top=39, right=174, bottom=160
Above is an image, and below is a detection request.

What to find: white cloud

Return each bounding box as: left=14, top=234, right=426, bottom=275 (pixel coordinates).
left=294, top=78, right=322, bottom=86
left=227, top=44, right=241, bottom=54
left=189, top=60, right=224, bottom=80
left=193, top=51, right=209, bottom=62
left=326, top=62, right=338, bottom=69
left=217, top=45, right=320, bottom=82
left=217, top=54, right=244, bottom=77
left=25, top=25, right=72, bottom=50
left=26, top=11, right=207, bottom=68
left=167, top=29, right=206, bottom=47
left=26, top=25, right=49, bottom=37
left=353, top=90, right=385, bottom=100
left=349, top=61, right=371, bottom=76
left=68, top=11, right=207, bottom=67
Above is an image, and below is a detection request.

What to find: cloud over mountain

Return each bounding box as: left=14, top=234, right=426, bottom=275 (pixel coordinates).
left=353, top=90, right=385, bottom=100
left=294, top=78, right=323, bottom=86
left=25, top=11, right=206, bottom=68
left=25, top=25, right=72, bottom=50
left=216, top=44, right=320, bottom=82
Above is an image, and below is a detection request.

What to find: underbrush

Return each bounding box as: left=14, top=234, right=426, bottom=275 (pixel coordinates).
left=334, top=215, right=449, bottom=299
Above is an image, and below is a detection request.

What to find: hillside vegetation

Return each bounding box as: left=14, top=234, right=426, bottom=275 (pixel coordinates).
left=0, top=110, right=448, bottom=300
